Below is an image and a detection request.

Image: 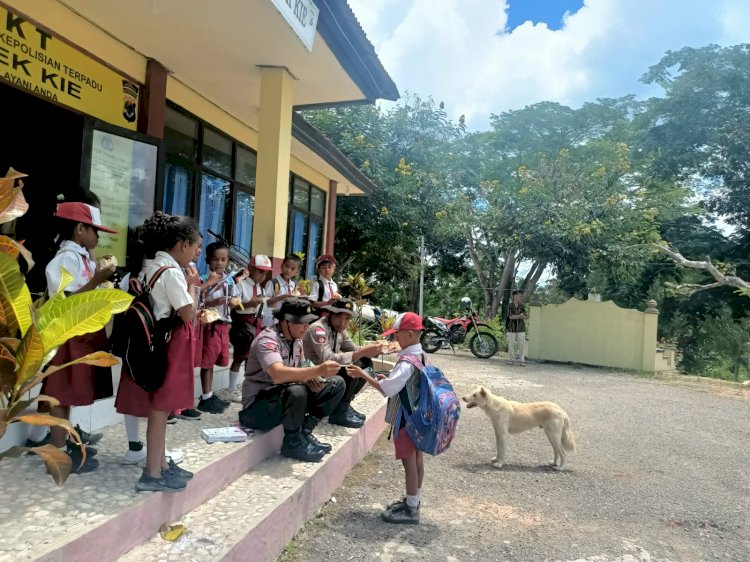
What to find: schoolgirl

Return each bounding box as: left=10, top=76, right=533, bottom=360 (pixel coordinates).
left=43, top=202, right=117, bottom=474
left=197, top=242, right=241, bottom=413
left=114, top=211, right=200, bottom=493
left=226, top=255, right=273, bottom=398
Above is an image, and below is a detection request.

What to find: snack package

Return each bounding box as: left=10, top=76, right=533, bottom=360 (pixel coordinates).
left=200, top=308, right=221, bottom=324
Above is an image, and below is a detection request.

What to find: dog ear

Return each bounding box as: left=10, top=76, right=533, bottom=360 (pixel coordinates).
left=480, top=387, right=488, bottom=397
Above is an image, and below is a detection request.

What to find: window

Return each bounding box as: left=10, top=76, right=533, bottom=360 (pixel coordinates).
left=287, top=175, right=326, bottom=278
left=161, top=104, right=256, bottom=273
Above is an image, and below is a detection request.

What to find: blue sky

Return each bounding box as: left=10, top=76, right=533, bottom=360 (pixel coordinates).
left=348, top=0, right=750, bottom=130
left=505, top=0, right=584, bottom=31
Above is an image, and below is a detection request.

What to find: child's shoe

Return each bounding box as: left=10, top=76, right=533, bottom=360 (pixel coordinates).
left=381, top=501, right=419, bottom=524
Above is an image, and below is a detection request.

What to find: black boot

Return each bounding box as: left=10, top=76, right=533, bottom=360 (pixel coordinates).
left=329, top=408, right=364, bottom=428
left=280, top=430, right=325, bottom=462
left=302, top=416, right=332, bottom=454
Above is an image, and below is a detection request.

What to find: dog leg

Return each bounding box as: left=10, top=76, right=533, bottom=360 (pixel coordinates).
left=544, top=422, right=565, bottom=470
left=492, top=423, right=508, bottom=469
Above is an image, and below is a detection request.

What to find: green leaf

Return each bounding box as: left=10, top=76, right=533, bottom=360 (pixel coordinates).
left=0, top=253, right=32, bottom=337
left=13, top=325, right=44, bottom=392
left=54, top=267, right=74, bottom=297
left=37, top=288, right=132, bottom=332
left=0, top=236, right=34, bottom=270
left=39, top=300, right=114, bottom=352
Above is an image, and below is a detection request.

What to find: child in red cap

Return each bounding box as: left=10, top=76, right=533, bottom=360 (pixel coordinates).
left=346, top=311, right=426, bottom=524
left=309, top=254, right=340, bottom=310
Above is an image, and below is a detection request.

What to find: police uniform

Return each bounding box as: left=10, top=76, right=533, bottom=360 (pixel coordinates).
left=302, top=316, right=369, bottom=424
left=238, top=325, right=345, bottom=434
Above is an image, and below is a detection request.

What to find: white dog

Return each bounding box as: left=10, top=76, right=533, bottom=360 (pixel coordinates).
left=462, top=386, right=576, bottom=470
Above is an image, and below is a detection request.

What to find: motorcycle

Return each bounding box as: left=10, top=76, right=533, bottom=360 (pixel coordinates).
left=421, top=298, right=499, bottom=359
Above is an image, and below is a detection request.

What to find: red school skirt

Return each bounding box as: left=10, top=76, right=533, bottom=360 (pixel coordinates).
left=201, top=322, right=230, bottom=369
left=42, top=330, right=111, bottom=407
left=115, top=320, right=196, bottom=417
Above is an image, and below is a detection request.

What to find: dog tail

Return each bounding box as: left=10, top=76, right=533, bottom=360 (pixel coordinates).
left=561, top=415, right=576, bottom=452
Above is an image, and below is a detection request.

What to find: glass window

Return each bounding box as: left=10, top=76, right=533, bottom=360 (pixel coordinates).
left=293, top=178, right=310, bottom=210
left=197, top=174, right=231, bottom=274
left=310, top=187, right=326, bottom=217
left=234, top=189, right=254, bottom=255
left=163, top=163, right=194, bottom=217
left=289, top=210, right=308, bottom=256
left=307, top=219, right=323, bottom=278
left=164, top=107, right=198, bottom=163
left=202, top=128, right=232, bottom=177
left=236, top=147, right=257, bottom=187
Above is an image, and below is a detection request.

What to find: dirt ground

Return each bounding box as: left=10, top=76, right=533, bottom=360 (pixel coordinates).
left=278, top=353, right=750, bottom=562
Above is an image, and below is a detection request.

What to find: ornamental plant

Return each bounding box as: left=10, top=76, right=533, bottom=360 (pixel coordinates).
left=0, top=168, right=132, bottom=485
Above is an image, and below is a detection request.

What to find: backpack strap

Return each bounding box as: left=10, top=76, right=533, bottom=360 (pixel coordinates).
left=317, top=279, right=324, bottom=302
left=399, top=353, right=426, bottom=371
left=145, top=266, right=175, bottom=290
left=273, top=278, right=281, bottom=295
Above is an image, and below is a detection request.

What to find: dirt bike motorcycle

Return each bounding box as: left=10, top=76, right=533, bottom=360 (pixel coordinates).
left=421, top=298, right=499, bottom=359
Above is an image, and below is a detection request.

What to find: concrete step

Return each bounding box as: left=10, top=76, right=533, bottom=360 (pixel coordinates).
left=0, top=386, right=386, bottom=562
left=117, top=393, right=387, bottom=562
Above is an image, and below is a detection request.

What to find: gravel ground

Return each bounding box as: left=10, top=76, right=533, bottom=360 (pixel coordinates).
left=278, top=352, right=750, bottom=562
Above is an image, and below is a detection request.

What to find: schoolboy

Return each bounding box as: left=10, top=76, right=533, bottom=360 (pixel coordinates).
left=346, top=312, right=426, bottom=524
left=309, top=254, right=339, bottom=309
left=302, top=297, right=384, bottom=428
left=262, top=253, right=301, bottom=327
left=239, top=299, right=345, bottom=462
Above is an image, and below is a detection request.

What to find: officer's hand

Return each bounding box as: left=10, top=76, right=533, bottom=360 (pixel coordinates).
left=306, top=379, right=325, bottom=393
left=362, top=343, right=383, bottom=357
left=317, top=360, right=340, bottom=378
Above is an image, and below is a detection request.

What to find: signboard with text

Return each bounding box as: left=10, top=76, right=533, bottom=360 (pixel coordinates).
left=270, top=0, right=319, bottom=52
left=0, top=5, right=139, bottom=130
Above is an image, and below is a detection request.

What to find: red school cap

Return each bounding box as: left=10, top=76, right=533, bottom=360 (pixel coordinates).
left=316, top=254, right=337, bottom=266
left=380, top=312, right=424, bottom=337
left=55, top=202, right=117, bottom=233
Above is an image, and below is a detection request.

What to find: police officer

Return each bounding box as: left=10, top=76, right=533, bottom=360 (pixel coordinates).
left=239, top=299, right=344, bottom=462
left=303, top=298, right=383, bottom=428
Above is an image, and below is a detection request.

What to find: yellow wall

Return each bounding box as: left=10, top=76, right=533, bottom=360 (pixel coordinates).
left=527, top=298, right=672, bottom=372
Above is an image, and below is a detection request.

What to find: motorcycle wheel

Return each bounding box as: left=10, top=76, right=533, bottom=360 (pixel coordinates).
left=420, top=331, right=442, bottom=353
left=469, top=331, right=498, bottom=359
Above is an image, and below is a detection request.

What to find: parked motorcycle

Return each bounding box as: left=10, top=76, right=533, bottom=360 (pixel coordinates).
left=421, top=298, right=499, bottom=359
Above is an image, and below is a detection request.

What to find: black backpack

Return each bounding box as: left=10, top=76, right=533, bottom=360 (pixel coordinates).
left=111, top=266, right=175, bottom=392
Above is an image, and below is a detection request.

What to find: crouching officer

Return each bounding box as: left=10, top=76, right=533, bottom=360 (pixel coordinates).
left=239, top=299, right=345, bottom=462
left=302, top=298, right=383, bottom=429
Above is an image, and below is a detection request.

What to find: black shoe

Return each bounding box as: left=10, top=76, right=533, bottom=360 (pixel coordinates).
left=25, top=433, right=51, bottom=448
left=329, top=410, right=364, bottom=428
left=167, top=414, right=177, bottom=425
left=176, top=408, right=202, bottom=420
left=381, top=502, right=420, bottom=524
left=163, top=458, right=193, bottom=480
left=215, top=396, right=231, bottom=407
left=67, top=442, right=98, bottom=458
left=280, top=432, right=325, bottom=463
left=349, top=406, right=366, bottom=421
left=302, top=430, right=332, bottom=454
left=197, top=395, right=227, bottom=414
left=66, top=445, right=99, bottom=474
left=74, top=424, right=103, bottom=446
left=135, top=470, right=187, bottom=493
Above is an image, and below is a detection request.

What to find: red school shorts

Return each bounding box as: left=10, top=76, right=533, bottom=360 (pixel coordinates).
left=394, top=425, right=417, bottom=460
left=201, top=322, right=230, bottom=369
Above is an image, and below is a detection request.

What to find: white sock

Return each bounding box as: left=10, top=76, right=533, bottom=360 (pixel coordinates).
left=416, top=487, right=422, bottom=502
left=406, top=494, right=419, bottom=508
left=202, top=392, right=213, bottom=400
left=29, top=425, right=49, bottom=441
left=124, top=415, right=140, bottom=442
left=228, top=370, right=240, bottom=390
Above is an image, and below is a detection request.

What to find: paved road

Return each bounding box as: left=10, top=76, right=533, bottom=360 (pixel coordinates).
left=279, top=353, right=750, bottom=562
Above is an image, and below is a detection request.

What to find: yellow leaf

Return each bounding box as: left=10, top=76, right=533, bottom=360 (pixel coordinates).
left=0, top=253, right=32, bottom=337
left=13, top=325, right=44, bottom=391
left=160, top=523, right=187, bottom=541
left=55, top=267, right=74, bottom=297
left=25, top=444, right=72, bottom=486
left=0, top=168, right=29, bottom=224
left=38, top=289, right=133, bottom=332
left=0, top=236, right=34, bottom=270
left=40, top=300, right=119, bottom=351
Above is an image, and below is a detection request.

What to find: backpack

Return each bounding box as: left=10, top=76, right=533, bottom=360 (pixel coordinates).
left=392, top=354, right=461, bottom=455
left=111, top=266, right=175, bottom=392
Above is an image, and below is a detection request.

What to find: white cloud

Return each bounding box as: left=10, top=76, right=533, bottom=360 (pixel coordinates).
left=350, top=0, right=750, bottom=129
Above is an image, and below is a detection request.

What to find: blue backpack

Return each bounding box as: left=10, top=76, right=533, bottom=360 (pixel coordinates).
left=391, top=354, right=461, bottom=455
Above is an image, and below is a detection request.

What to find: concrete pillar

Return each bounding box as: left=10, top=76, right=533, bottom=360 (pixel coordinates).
left=527, top=295, right=542, bottom=360
left=137, top=59, right=168, bottom=138
left=641, top=299, right=659, bottom=372
left=252, top=66, right=295, bottom=265
left=325, top=180, right=337, bottom=255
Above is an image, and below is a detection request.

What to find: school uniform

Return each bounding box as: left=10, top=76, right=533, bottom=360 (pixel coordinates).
left=262, top=276, right=296, bottom=327
left=382, top=343, right=423, bottom=460
left=230, top=278, right=265, bottom=360
left=238, top=326, right=345, bottom=431
left=42, top=241, right=112, bottom=406
left=201, top=273, right=239, bottom=369
left=115, top=251, right=196, bottom=417
left=309, top=277, right=338, bottom=303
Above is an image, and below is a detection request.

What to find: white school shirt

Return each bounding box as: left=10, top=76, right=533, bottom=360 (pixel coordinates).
left=46, top=240, right=96, bottom=296
left=261, top=276, right=297, bottom=327
left=203, top=272, right=240, bottom=322
left=379, top=343, right=424, bottom=397
left=143, top=251, right=193, bottom=321
left=309, top=278, right=338, bottom=303
left=235, top=278, right=265, bottom=316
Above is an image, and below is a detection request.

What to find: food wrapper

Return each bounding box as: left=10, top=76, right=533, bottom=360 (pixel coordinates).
left=199, top=308, right=221, bottom=324
left=230, top=296, right=243, bottom=310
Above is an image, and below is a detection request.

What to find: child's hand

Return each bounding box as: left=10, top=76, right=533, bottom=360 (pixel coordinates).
left=205, top=271, right=221, bottom=287
left=94, top=261, right=116, bottom=283
left=184, top=266, right=200, bottom=286
left=345, top=364, right=367, bottom=378
left=317, top=360, right=341, bottom=378
left=249, top=296, right=265, bottom=307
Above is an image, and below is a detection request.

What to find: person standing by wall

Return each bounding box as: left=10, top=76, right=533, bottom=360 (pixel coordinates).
left=506, top=290, right=527, bottom=366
